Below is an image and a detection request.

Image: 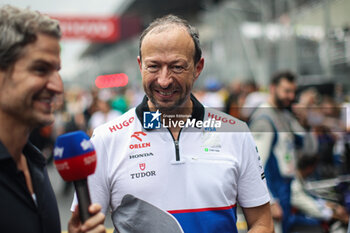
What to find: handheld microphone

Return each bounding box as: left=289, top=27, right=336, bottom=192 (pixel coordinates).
left=53, top=131, right=97, bottom=222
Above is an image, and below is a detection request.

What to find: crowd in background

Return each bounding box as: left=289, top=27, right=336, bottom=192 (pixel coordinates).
left=30, top=75, right=350, bottom=232
left=194, top=78, right=350, bottom=177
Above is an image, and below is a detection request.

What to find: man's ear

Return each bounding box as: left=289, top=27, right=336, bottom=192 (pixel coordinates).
left=137, top=56, right=142, bottom=72
left=194, top=57, right=204, bottom=81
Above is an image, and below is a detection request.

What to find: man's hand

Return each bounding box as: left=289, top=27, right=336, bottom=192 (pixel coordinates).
left=331, top=204, right=349, bottom=224
left=270, top=202, right=283, bottom=221
left=242, top=202, right=274, bottom=233
left=68, top=203, right=106, bottom=233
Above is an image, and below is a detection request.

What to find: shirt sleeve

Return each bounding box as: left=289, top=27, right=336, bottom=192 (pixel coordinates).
left=291, top=178, right=332, bottom=220
left=237, top=131, right=270, bottom=208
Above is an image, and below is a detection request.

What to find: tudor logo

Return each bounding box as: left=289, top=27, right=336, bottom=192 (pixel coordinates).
left=131, top=131, right=147, bottom=142
left=130, top=163, right=156, bottom=179
left=139, top=163, right=146, bottom=171
left=130, top=170, right=156, bottom=179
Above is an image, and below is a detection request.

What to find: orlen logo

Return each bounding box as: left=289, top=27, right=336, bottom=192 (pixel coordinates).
left=208, top=112, right=236, bottom=125
left=131, top=131, right=146, bottom=141
left=109, top=117, right=134, bottom=133
left=129, top=131, right=151, bottom=150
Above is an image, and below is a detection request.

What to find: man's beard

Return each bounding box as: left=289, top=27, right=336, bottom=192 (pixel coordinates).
left=145, top=80, right=193, bottom=113
left=274, top=93, right=292, bottom=111
left=148, top=91, right=188, bottom=113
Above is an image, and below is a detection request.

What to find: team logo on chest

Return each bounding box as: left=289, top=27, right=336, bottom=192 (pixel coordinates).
left=129, top=152, right=154, bottom=160
left=201, top=133, right=222, bottom=153
left=139, top=163, right=146, bottom=171
left=130, top=162, right=156, bottom=179
left=129, top=131, right=151, bottom=149
left=131, top=131, right=146, bottom=141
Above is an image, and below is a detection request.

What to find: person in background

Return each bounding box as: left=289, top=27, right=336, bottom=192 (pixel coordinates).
left=110, top=87, right=129, bottom=114
left=0, top=5, right=105, bottom=233
left=291, top=155, right=349, bottom=232
left=200, top=78, right=225, bottom=110
left=249, top=71, right=318, bottom=233
left=294, top=89, right=347, bottom=179
left=224, top=80, right=243, bottom=119
left=87, top=89, right=122, bottom=135
left=240, top=80, right=268, bottom=122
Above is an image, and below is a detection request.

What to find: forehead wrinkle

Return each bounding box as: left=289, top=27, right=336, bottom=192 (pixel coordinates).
left=141, top=26, right=195, bottom=63
left=148, top=23, right=186, bottom=35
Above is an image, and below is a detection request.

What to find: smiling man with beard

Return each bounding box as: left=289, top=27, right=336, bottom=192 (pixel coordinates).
left=249, top=71, right=318, bottom=233
left=74, top=14, right=274, bottom=233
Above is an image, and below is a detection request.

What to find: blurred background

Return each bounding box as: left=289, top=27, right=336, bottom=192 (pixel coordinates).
left=1, top=0, right=350, bottom=232
left=3, top=0, right=350, bottom=89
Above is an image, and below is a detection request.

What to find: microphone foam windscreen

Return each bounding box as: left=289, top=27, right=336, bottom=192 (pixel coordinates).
left=54, top=131, right=97, bottom=181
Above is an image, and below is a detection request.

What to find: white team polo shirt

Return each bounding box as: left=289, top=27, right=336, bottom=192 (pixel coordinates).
left=73, top=95, right=270, bottom=233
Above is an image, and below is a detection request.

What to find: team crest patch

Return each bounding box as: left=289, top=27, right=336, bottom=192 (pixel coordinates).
left=139, top=163, right=146, bottom=171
